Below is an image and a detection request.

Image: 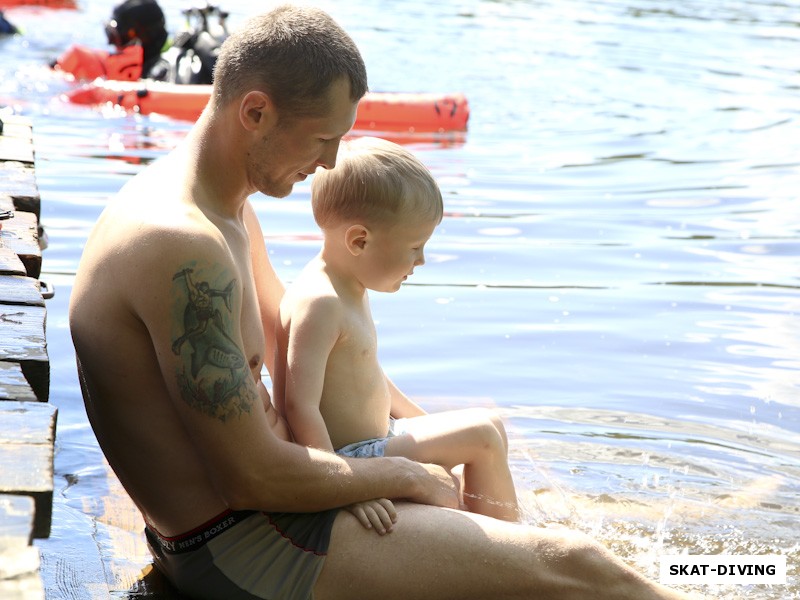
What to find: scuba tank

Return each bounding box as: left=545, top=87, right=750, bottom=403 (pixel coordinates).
left=150, top=3, right=229, bottom=85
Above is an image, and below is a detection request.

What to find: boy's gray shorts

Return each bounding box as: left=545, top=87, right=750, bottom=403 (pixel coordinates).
left=335, top=418, right=407, bottom=458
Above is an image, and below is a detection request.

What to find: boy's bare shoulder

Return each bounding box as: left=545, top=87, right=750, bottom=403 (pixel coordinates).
left=284, top=274, right=341, bottom=317
left=281, top=258, right=369, bottom=332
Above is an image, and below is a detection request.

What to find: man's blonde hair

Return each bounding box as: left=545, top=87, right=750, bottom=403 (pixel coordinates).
left=311, top=137, right=443, bottom=230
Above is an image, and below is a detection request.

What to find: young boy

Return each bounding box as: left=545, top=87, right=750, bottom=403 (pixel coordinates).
left=273, top=137, right=520, bottom=534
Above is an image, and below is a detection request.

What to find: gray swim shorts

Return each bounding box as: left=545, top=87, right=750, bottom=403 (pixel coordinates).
left=145, top=508, right=339, bottom=600
left=335, top=418, right=406, bottom=458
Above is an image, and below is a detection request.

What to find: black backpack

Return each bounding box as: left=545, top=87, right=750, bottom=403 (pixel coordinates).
left=147, top=4, right=229, bottom=85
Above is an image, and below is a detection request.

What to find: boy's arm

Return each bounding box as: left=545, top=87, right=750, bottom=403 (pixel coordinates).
left=387, top=374, right=427, bottom=418
left=282, top=295, right=341, bottom=451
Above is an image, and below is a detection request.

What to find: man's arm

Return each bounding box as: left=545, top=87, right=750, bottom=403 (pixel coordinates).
left=244, top=201, right=284, bottom=378
left=281, top=294, right=342, bottom=451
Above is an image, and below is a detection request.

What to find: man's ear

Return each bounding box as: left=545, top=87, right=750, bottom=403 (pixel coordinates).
left=239, top=91, right=277, bottom=131
left=344, top=224, right=369, bottom=256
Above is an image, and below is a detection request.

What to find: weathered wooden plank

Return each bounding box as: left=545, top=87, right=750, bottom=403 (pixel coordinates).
left=0, top=275, right=45, bottom=307
left=0, top=165, right=40, bottom=218
left=0, top=361, right=38, bottom=402
left=1, top=192, right=15, bottom=213
left=0, top=243, right=26, bottom=276
left=0, top=305, right=48, bottom=361
left=0, top=135, right=35, bottom=165
left=0, top=402, right=56, bottom=539
left=0, top=304, right=49, bottom=402
left=0, top=211, right=41, bottom=279
left=0, top=546, right=44, bottom=600
left=0, top=443, right=55, bottom=513
left=0, top=493, right=44, bottom=600
left=0, top=401, right=57, bottom=444
left=0, top=115, right=34, bottom=140
left=0, top=116, right=35, bottom=167
left=0, top=494, right=35, bottom=546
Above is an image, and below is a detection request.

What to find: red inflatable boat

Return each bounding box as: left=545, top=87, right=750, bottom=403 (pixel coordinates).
left=63, top=79, right=470, bottom=133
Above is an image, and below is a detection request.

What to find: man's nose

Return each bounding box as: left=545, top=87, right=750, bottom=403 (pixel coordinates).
left=317, top=140, right=340, bottom=170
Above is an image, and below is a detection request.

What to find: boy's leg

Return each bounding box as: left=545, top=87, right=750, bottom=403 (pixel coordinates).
left=314, top=502, right=693, bottom=600
left=385, top=408, right=519, bottom=521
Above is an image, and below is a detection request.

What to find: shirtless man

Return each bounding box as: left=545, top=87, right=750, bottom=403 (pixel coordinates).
left=69, top=5, right=692, bottom=599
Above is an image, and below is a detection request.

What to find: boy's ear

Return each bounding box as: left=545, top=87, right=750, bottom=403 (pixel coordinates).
left=344, top=224, right=370, bottom=256
left=239, top=91, right=278, bottom=131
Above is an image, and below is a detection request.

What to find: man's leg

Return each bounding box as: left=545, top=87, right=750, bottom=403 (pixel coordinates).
left=314, top=502, right=692, bottom=600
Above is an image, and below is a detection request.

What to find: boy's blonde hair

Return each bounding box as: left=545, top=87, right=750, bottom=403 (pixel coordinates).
left=311, top=137, right=443, bottom=229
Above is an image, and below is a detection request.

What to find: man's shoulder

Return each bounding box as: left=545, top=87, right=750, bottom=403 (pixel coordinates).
left=106, top=171, right=225, bottom=244
left=78, top=187, right=236, bottom=312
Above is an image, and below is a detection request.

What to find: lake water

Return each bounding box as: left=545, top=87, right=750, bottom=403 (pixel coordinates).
left=1, top=0, right=798, bottom=598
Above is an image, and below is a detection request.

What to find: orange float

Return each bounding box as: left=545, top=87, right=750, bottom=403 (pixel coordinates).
left=62, top=79, right=470, bottom=133
left=0, top=0, right=76, bottom=8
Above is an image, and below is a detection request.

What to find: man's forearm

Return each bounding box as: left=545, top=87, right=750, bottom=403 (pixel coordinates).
left=226, top=442, right=458, bottom=513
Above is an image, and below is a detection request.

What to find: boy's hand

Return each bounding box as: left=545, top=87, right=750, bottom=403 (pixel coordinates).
left=345, top=498, right=397, bottom=535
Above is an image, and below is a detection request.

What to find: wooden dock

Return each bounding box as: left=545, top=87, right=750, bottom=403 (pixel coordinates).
left=0, top=114, right=55, bottom=600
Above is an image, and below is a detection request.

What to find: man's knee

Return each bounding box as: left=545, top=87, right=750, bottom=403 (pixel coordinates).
left=561, top=530, right=611, bottom=565
left=551, top=529, right=645, bottom=591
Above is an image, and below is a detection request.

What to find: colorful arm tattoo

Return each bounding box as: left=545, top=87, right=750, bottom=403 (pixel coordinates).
left=171, top=265, right=256, bottom=421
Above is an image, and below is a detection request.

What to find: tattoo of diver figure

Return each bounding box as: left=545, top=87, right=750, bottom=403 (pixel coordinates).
left=171, top=268, right=253, bottom=420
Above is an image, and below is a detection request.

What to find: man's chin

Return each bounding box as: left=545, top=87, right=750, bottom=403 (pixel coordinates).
left=260, top=183, right=294, bottom=199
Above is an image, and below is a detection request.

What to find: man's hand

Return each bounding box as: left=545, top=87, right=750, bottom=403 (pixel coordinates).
left=345, top=498, right=397, bottom=535
left=404, top=461, right=461, bottom=510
